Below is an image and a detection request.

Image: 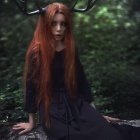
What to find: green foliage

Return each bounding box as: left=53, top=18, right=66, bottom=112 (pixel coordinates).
left=0, top=0, right=36, bottom=123
left=74, top=0, right=140, bottom=118
left=0, top=88, right=26, bottom=123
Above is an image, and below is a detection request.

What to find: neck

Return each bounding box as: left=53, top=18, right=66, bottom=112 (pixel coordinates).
left=55, top=41, right=65, bottom=52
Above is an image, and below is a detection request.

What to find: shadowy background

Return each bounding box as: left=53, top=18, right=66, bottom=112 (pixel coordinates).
left=0, top=0, right=140, bottom=126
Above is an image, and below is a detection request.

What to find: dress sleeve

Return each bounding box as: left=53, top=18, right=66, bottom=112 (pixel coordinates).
left=76, top=53, right=94, bottom=103
left=24, top=59, right=38, bottom=113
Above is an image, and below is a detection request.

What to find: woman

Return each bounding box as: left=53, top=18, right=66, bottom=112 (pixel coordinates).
left=12, top=2, right=123, bottom=140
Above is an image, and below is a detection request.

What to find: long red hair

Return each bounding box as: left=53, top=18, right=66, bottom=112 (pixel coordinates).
left=24, top=3, right=76, bottom=126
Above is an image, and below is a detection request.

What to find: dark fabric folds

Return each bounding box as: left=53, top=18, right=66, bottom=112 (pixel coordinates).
left=23, top=49, right=140, bottom=140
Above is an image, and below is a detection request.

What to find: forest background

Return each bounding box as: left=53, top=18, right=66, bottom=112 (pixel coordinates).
left=0, top=0, right=140, bottom=126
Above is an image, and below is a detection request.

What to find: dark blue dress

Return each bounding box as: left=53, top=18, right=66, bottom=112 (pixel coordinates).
left=25, top=49, right=126, bottom=140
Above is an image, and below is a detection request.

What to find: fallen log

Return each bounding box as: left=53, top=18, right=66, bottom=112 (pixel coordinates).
left=0, top=120, right=140, bottom=140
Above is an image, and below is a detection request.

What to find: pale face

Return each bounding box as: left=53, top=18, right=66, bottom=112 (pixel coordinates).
left=51, top=13, right=66, bottom=42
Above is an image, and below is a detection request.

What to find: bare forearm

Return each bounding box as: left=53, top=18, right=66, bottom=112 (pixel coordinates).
left=28, top=113, right=36, bottom=127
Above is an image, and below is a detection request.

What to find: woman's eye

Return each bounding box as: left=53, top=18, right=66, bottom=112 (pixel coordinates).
left=61, top=22, right=66, bottom=26
left=51, top=21, right=66, bottom=27
left=51, top=22, right=56, bottom=27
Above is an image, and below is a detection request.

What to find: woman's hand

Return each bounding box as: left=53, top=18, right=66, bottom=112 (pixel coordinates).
left=103, top=115, right=120, bottom=123
left=12, top=122, right=35, bottom=135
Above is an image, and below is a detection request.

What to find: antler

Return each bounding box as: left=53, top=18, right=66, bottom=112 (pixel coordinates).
left=71, top=0, right=98, bottom=12
left=15, top=0, right=98, bottom=16
left=14, top=0, right=45, bottom=15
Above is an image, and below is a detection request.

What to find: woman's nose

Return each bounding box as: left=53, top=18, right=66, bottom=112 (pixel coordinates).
left=56, top=24, right=61, bottom=31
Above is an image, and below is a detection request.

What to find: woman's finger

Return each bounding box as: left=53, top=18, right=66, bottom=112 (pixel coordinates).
left=13, top=124, right=25, bottom=130
left=12, top=127, right=23, bottom=130
left=12, top=126, right=24, bottom=130
left=110, top=117, right=120, bottom=121
left=19, top=128, right=30, bottom=135
left=13, top=123, right=24, bottom=127
left=109, top=117, right=120, bottom=123
left=13, top=125, right=22, bottom=128
left=19, top=130, right=26, bottom=135
left=13, top=124, right=20, bottom=127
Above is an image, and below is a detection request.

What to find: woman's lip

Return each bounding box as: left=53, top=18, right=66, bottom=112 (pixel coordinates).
left=55, top=35, right=63, bottom=38
left=55, top=34, right=62, bottom=36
